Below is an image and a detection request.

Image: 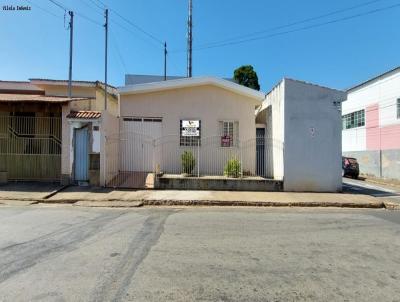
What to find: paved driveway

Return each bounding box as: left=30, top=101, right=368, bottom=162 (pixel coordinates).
left=343, top=177, right=400, bottom=205
left=0, top=206, right=399, bottom=301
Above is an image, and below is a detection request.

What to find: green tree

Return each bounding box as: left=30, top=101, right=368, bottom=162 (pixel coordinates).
left=233, top=65, right=260, bottom=91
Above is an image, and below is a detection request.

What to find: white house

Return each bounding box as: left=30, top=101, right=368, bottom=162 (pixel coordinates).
left=342, top=66, right=400, bottom=180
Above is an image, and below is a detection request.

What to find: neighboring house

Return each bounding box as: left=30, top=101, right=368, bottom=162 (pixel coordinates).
left=256, top=78, right=345, bottom=192
left=0, top=79, right=118, bottom=185
left=125, top=74, right=185, bottom=85
left=342, top=67, right=400, bottom=180
left=125, top=74, right=234, bottom=85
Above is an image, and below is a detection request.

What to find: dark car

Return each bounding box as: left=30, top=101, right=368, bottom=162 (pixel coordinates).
left=342, top=156, right=359, bottom=179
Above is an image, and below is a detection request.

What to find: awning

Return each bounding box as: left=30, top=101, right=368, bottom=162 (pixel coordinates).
left=67, top=110, right=101, bottom=119
left=0, top=93, right=93, bottom=103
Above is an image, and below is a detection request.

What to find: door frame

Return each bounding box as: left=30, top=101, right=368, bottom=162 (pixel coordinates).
left=73, top=125, right=90, bottom=182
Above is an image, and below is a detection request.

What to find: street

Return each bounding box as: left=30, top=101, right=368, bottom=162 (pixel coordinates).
left=0, top=206, right=399, bottom=301
left=343, top=177, right=400, bottom=203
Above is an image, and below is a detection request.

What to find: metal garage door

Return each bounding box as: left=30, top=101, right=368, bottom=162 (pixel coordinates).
left=120, top=117, right=162, bottom=172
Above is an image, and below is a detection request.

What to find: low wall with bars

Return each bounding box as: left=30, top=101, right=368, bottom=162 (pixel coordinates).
left=155, top=175, right=283, bottom=191
left=104, top=133, right=284, bottom=188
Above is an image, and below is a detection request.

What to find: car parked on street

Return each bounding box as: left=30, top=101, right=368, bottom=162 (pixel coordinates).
left=342, top=156, right=360, bottom=179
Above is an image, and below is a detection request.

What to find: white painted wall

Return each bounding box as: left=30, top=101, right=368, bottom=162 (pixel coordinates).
left=283, top=79, right=345, bottom=192
left=100, top=110, right=120, bottom=186
left=260, top=81, right=285, bottom=180
left=342, top=128, right=366, bottom=152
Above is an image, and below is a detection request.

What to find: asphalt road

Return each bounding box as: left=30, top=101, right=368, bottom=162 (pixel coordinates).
left=0, top=206, right=399, bottom=302
left=343, top=177, right=400, bottom=204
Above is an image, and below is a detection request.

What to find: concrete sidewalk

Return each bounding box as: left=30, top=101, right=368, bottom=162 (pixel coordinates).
left=0, top=184, right=394, bottom=209
left=0, top=182, right=63, bottom=202
left=35, top=186, right=385, bottom=209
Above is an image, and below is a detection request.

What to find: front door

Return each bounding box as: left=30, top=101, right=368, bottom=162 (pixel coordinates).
left=256, top=128, right=265, bottom=177
left=74, top=127, right=89, bottom=181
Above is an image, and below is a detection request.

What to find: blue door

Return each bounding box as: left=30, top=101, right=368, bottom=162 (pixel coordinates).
left=74, top=127, right=89, bottom=181
left=256, top=128, right=265, bottom=177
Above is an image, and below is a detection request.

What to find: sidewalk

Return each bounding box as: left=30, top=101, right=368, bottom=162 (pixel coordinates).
left=0, top=182, right=63, bottom=202
left=0, top=183, right=394, bottom=209
left=39, top=186, right=385, bottom=208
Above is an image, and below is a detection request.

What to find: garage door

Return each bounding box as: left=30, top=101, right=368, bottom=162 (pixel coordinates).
left=120, top=117, right=162, bottom=172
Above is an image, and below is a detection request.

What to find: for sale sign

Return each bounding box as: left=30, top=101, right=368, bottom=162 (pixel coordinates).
left=182, top=120, right=200, bottom=137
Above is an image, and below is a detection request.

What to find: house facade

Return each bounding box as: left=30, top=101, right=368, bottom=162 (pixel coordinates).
left=103, top=77, right=267, bottom=188
left=342, top=67, right=400, bottom=180
left=0, top=79, right=117, bottom=185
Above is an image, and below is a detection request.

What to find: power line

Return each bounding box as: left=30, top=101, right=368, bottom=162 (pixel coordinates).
left=81, top=0, right=104, bottom=15
left=171, top=2, right=400, bottom=53
left=87, top=0, right=105, bottom=11
left=48, top=0, right=103, bottom=26
left=24, top=0, right=62, bottom=19
left=48, top=0, right=65, bottom=11
left=199, top=0, right=388, bottom=49
left=110, top=18, right=162, bottom=49
left=105, top=6, right=164, bottom=46
left=110, top=30, right=128, bottom=74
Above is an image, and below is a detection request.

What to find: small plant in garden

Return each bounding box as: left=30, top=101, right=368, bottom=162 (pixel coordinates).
left=181, top=151, right=196, bottom=175
left=224, top=158, right=241, bottom=178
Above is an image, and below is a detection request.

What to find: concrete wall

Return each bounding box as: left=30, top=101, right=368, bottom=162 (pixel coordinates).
left=343, top=149, right=400, bottom=180
left=119, top=85, right=261, bottom=175
left=343, top=150, right=380, bottom=177
left=61, top=104, right=71, bottom=184
left=283, top=79, right=345, bottom=192
left=100, top=110, right=120, bottom=186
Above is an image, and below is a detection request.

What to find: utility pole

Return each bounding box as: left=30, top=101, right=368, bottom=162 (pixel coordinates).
left=104, top=9, right=108, bottom=111
left=68, top=11, right=74, bottom=98
left=164, top=42, right=167, bottom=81
left=187, top=0, right=193, bottom=78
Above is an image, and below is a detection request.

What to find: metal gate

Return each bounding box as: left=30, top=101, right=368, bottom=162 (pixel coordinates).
left=0, top=116, right=62, bottom=181
left=105, top=132, right=156, bottom=188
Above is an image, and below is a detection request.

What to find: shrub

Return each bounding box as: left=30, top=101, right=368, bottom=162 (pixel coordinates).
left=181, top=151, right=196, bottom=175
left=224, top=158, right=241, bottom=178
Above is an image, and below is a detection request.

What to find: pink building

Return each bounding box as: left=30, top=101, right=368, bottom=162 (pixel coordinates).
left=342, top=67, right=400, bottom=180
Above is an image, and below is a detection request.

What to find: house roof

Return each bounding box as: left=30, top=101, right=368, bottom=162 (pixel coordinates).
left=347, top=66, right=400, bottom=92
left=29, top=78, right=117, bottom=90
left=0, top=80, right=44, bottom=94
left=0, top=94, right=93, bottom=103
left=67, top=110, right=102, bottom=119
left=118, top=76, right=265, bottom=101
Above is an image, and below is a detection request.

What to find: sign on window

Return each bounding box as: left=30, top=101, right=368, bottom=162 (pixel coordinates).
left=182, top=120, right=200, bottom=137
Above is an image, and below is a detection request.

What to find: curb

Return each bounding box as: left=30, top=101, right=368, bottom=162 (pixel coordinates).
left=42, top=185, right=71, bottom=200
left=383, top=201, right=400, bottom=210
left=1, top=198, right=387, bottom=209
left=141, top=199, right=385, bottom=208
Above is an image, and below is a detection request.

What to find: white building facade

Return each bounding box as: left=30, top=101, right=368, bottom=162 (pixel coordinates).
left=257, top=78, right=345, bottom=192
left=342, top=67, right=400, bottom=180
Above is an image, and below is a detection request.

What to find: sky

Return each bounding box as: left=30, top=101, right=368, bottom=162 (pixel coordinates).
left=0, top=0, right=399, bottom=91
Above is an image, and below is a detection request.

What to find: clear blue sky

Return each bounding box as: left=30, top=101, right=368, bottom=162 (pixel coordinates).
left=1, top=0, right=399, bottom=91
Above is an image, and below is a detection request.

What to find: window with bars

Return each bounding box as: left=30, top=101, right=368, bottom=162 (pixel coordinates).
left=219, top=121, right=239, bottom=147
left=180, top=120, right=201, bottom=146
left=342, top=110, right=365, bottom=130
